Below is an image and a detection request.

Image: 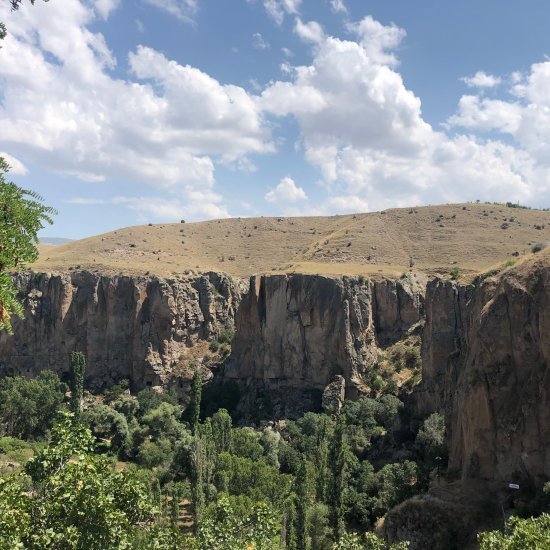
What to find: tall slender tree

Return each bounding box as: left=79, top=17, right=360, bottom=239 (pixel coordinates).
left=69, top=352, right=86, bottom=422
left=328, top=412, right=347, bottom=542
left=191, top=434, right=205, bottom=532
left=295, top=456, right=309, bottom=550
left=189, top=367, right=202, bottom=435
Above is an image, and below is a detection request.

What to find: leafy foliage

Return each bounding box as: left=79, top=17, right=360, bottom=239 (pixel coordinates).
left=0, top=414, right=160, bottom=549
left=0, top=371, right=65, bottom=439
left=478, top=513, right=550, bottom=549
left=0, top=158, right=56, bottom=332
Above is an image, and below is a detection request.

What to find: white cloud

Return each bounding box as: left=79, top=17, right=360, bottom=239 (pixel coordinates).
left=449, top=60, right=550, bottom=168
left=67, top=197, right=106, bottom=205
left=349, top=15, right=406, bottom=66
left=462, top=70, right=501, bottom=88
left=265, top=176, right=307, bottom=204
left=263, top=0, right=301, bottom=25
left=329, top=0, right=347, bottom=14
left=0, top=152, right=28, bottom=175
left=281, top=47, right=294, bottom=57
left=93, top=0, right=120, bottom=19
left=142, top=0, right=198, bottom=23
left=252, top=32, right=270, bottom=50
left=68, top=194, right=229, bottom=221
left=294, top=18, right=324, bottom=44
left=0, top=1, right=273, bottom=220
left=260, top=16, right=550, bottom=210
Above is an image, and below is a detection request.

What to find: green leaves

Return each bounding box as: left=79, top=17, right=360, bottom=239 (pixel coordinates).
left=478, top=514, right=550, bottom=549
left=1, top=414, right=160, bottom=549
left=0, top=157, right=56, bottom=332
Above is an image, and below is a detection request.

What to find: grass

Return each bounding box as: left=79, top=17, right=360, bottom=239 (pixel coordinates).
left=32, top=202, right=550, bottom=279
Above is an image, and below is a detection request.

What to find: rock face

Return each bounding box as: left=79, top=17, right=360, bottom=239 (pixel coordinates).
left=224, top=274, right=423, bottom=417
left=0, top=271, right=243, bottom=390
left=418, top=258, right=550, bottom=487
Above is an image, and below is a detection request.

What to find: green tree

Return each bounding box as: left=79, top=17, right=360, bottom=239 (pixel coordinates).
left=295, top=456, right=310, bottom=550
left=329, top=412, right=347, bottom=542
left=478, top=514, right=550, bottom=549
left=69, top=351, right=86, bottom=421
left=211, top=408, right=233, bottom=454
left=0, top=370, right=65, bottom=439
left=191, top=495, right=280, bottom=550
left=0, top=158, right=56, bottom=332
left=0, top=414, right=159, bottom=549
left=189, top=367, right=202, bottom=435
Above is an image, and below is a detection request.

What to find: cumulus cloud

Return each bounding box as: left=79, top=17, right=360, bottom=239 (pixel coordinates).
left=260, top=15, right=550, bottom=210
left=265, top=176, right=307, bottom=204
left=462, top=70, right=501, bottom=88
left=142, top=0, right=198, bottom=23
left=294, top=19, right=324, bottom=44
left=0, top=0, right=272, bottom=220
left=0, top=152, right=28, bottom=175
left=93, top=0, right=120, bottom=19
left=449, top=60, right=550, bottom=169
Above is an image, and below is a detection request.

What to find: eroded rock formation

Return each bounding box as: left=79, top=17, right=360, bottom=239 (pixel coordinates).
left=224, top=273, right=424, bottom=417
left=418, top=256, right=550, bottom=487
left=0, top=271, right=243, bottom=390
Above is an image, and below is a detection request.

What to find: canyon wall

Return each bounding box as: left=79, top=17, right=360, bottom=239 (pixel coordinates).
left=418, top=258, right=550, bottom=487
left=223, top=273, right=423, bottom=417
left=0, top=271, right=243, bottom=390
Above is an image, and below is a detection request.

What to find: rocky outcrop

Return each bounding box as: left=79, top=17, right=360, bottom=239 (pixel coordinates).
left=0, top=271, right=243, bottom=390
left=224, top=274, right=424, bottom=417
left=418, top=257, right=550, bottom=487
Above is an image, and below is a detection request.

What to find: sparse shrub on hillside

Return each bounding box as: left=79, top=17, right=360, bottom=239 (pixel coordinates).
left=449, top=267, right=460, bottom=280
left=531, top=242, right=547, bottom=253
left=218, top=329, right=235, bottom=345
left=504, top=258, right=517, bottom=267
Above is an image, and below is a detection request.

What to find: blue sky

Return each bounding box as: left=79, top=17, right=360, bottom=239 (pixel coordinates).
left=1, top=0, right=550, bottom=238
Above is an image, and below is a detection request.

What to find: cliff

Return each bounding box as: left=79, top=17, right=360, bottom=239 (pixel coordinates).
left=0, top=271, right=243, bottom=390
left=224, top=273, right=424, bottom=417
left=418, top=253, right=550, bottom=487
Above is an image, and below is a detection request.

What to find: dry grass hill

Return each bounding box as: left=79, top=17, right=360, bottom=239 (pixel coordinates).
left=33, top=202, right=550, bottom=280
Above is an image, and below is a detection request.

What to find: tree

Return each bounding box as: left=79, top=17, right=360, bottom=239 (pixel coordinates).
left=0, top=414, right=160, bottom=549
left=0, top=370, right=65, bottom=439
left=478, top=513, right=550, bottom=549
left=0, top=158, right=56, bottom=332
left=295, top=457, right=309, bottom=550
left=69, top=351, right=86, bottom=421
left=189, top=367, right=202, bottom=435
left=329, top=413, right=347, bottom=542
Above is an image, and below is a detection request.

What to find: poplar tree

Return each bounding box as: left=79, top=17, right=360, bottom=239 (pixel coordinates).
left=69, top=352, right=86, bottom=422
left=329, top=412, right=347, bottom=542
left=295, top=456, right=309, bottom=550
left=189, top=367, right=202, bottom=435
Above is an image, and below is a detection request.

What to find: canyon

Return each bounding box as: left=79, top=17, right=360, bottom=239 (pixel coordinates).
left=1, top=251, right=549, bottom=495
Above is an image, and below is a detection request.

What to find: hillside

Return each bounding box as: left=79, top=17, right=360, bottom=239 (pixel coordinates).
left=32, top=202, right=550, bottom=279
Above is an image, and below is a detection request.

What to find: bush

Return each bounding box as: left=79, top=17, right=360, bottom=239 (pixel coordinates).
left=0, top=371, right=66, bottom=439
left=218, top=329, right=235, bottom=345
left=449, top=267, right=460, bottom=280
left=478, top=513, right=550, bottom=549
left=532, top=242, right=547, bottom=253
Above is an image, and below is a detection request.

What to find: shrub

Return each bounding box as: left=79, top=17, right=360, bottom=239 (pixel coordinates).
left=449, top=267, right=460, bottom=280
left=531, top=242, right=547, bottom=253
left=218, top=329, right=235, bottom=345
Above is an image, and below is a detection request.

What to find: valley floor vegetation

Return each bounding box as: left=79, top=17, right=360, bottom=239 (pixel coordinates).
left=1, top=354, right=548, bottom=549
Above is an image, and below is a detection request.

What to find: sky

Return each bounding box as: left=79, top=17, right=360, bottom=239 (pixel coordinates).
left=1, top=0, right=550, bottom=239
